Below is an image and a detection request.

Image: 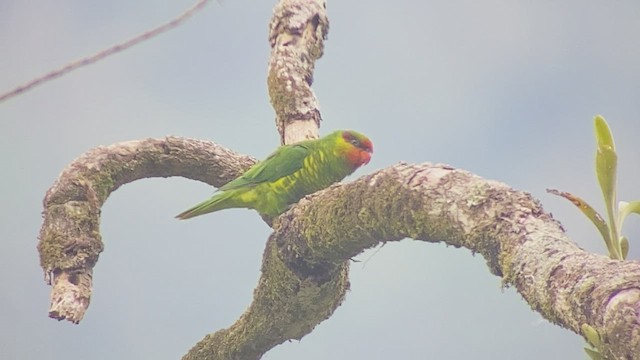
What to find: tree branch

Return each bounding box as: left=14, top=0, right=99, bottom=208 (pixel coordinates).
left=0, top=0, right=211, bottom=103
left=38, top=137, right=255, bottom=323
left=274, top=163, right=640, bottom=359
left=38, top=143, right=640, bottom=358
left=182, top=238, right=349, bottom=360
left=268, top=0, right=328, bottom=144
left=182, top=162, right=640, bottom=359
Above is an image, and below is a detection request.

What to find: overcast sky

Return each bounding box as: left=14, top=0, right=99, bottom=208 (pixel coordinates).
left=2, top=0, right=640, bottom=359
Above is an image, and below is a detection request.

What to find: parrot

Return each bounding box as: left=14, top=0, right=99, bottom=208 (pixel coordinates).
left=175, top=130, right=373, bottom=219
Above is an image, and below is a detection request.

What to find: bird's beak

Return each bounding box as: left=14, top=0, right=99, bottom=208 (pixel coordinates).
left=363, top=150, right=372, bottom=165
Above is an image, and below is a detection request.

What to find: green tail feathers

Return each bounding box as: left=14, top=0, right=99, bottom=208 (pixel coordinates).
left=175, top=191, right=239, bottom=220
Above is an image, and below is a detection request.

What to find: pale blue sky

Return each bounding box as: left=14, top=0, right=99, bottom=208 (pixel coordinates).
left=1, top=1, right=640, bottom=359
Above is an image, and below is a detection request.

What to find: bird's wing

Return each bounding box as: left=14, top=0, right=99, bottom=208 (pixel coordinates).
left=219, top=144, right=309, bottom=190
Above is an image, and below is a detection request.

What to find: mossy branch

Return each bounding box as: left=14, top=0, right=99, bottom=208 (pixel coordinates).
left=183, top=162, right=640, bottom=359
left=37, top=137, right=255, bottom=323
left=275, top=163, right=640, bottom=359
left=38, top=143, right=640, bottom=358
left=268, top=0, right=328, bottom=144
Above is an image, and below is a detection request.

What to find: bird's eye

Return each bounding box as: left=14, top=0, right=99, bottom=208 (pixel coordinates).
left=350, top=138, right=359, bottom=146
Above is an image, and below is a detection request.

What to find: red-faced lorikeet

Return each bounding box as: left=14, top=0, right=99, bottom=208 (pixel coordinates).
left=176, top=130, right=373, bottom=219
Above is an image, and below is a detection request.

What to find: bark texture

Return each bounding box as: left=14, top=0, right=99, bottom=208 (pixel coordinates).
left=268, top=0, right=328, bottom=144
left=38, top=137, right=255, bottom=323
left=39, top=150, right=640, bottom=358
left=274, top=163, right=640, bottom=360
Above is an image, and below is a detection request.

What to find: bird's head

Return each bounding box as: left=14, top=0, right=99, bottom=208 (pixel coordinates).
left=339, top=130, right=373, bottom=168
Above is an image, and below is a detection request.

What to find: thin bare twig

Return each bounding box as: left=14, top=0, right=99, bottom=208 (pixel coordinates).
left=0, top=0, right=211, bottom=103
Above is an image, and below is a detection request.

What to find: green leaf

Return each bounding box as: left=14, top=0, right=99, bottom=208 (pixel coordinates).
left=594, top=115, right=615, bottom=150
left=595, top=143, right=617, bottom=209
left=548, top=189, right=612, bottom=251
left=594, top=115, right=616, bottom=203
left=596, top=149, right=617, bottom=194
left=584, top=347, right=602, bottom=360
left=618, top=200, right=640, bottom=227
left=594, top=115, right=620, bottom=259
left=581, top=323, right=602, bottom=348
left=620, top=236, right=629, bottom=260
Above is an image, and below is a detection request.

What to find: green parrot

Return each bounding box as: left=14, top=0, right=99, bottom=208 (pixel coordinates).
left=176, top=130, right=373, bottom=219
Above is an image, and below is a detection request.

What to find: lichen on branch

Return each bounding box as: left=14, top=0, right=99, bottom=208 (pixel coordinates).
left=38, top=137, right=255, bottom=323
left=269, top=163, right=640, bottom=360
left=182, top=162, right=640, bottom=360
left=268, top=0, right=329, bottom=144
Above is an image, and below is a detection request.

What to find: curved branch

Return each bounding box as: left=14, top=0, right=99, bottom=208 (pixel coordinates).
left=268, top=0, right=329, bottom=144
left=37, top=136, right=255, bottom=323
left=183, top=239, right=349, bottom=360
left=184, top=164, right=640, bottom=360
left=38, top=145, right=640, bottom=358
left=186, top=163, right=640, bottom=359
left=0, top=0, right=210, bottom=103
left=279, top=163, right=640, bottom=359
